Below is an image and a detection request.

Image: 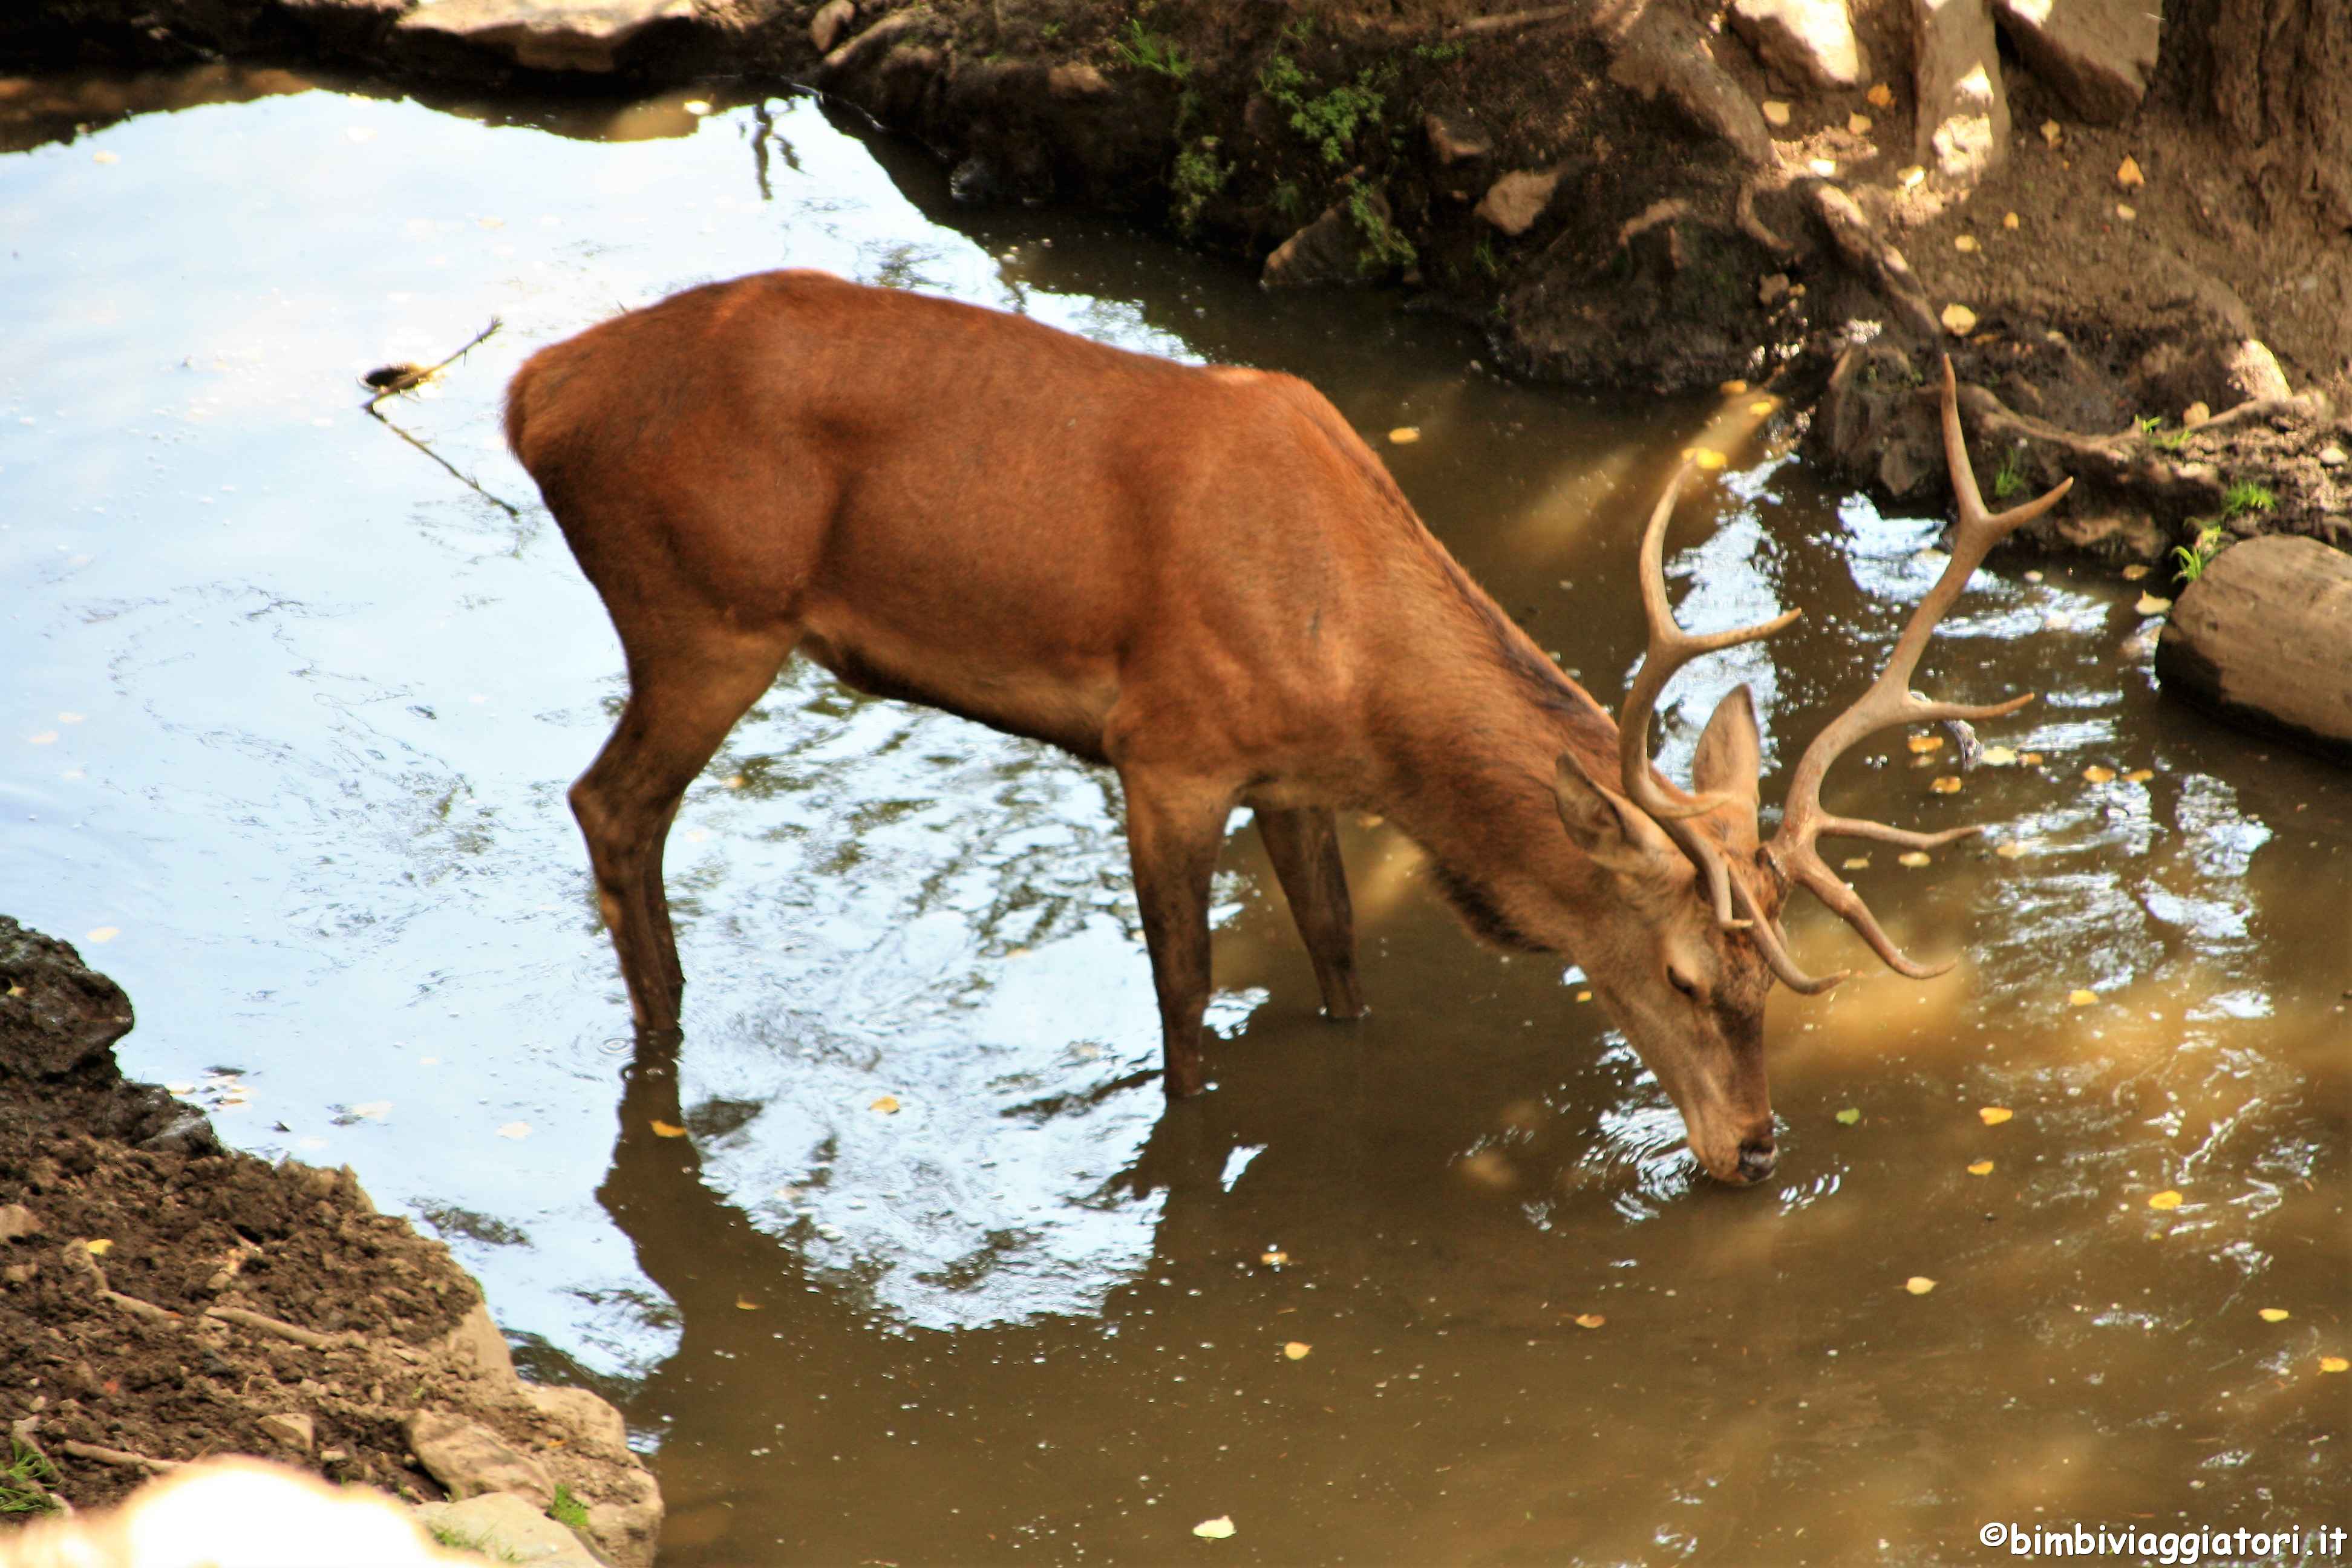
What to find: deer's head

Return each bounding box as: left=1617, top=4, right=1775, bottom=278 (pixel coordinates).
left=1558, top=361, right=2071, bottom=1186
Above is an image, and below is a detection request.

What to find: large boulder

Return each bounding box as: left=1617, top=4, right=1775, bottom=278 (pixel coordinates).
left=1730, top=0, right=1870, bottom=90
left=1913, top=0, right=2010, bottom=182
left=1992, top=0, right=2159, bottom=124
left=0, top=917, right=134, bottom=1081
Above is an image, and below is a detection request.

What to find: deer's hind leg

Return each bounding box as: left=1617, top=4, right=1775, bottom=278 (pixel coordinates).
left=1254, top=805, right=1365, bottom=1020
left=571, top=621, right=798, bottom=1034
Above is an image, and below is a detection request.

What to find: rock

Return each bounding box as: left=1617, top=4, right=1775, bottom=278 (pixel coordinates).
left=1423, top=109, right=1492, bottom=166
left=0, top=916, right=136, bottom=1080
left=581, top=1465, right=664, bottom=1568
left=1759, top=272, right=1791, bottom=305
left=2221, top=339, right=2291, bottom=403
left=2320, top=445, right=2347, bottom=468
left=259, top=1411, right=315, bottom=1452
left=414, top=1491, right=603, bottom=1567
left=822, top=10, right=920, bottom=74
left=1603, top=2, right=1774, bottom=167
left=808, top=0, right=854, bottom=54
left=406, top=1412, right=554, bottom=1509
left=1912, top=0, right=2008, bottom=183
left=2133, top=338, right=2291, bottom=414
left=1262, top=198, right=1380, bottom=287
left=0, top=1204, right=42, bottom=1243
left=391, top=0, right=696, bottom=74
left=439, top=1299, right=519, bottom=1390
left=522, top=1383, right=629, bottom=1455
left=1991, top=0, right=2158, bottom=124
left=2158, top=537, right=2352, bottom=763
left=1729, top=0, right=1869, bottom=90
left=1045, top=64, right=1111, bottom=100
left=1474, top=167, right=1563, bottom=237
left=1806, top=183, right=1942, bottom=340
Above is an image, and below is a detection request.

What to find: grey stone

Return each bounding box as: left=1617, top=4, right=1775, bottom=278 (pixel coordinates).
left=1604, top=3, right=1774, bottom=167
left=1262, top=197, right=1392, bottom=288
left=1474, top=167, right=1563, bottom=237
left=393, top=0, right=696, bottom=74
left=1992, top=0, right=2158, bottom=124
left=1912, top=0, right=2009, bottom=182
left=405, top=1412, right=554, bottom=1510
left=258, top=1411, right=315, bottom=1452
left=413, top=1491, right=601, bottom=1566
left=1730, top=0, right=1869, bottom=90
left=1423, top=109, right=1492, bottom=166
left=439, top=1300, right=520, bottom=1390
left=581, top=1466, right=663, bottom=1568
left=808, top=0, right=854, bottom=54
left=521, top=1384, right=629, bottom=1456
left=2221, top=339, right=2291, bottom=404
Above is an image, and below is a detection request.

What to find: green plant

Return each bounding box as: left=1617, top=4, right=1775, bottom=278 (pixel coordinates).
left=2152, top=423, right=2193, bottom=451
left=1271, top=178, right=1306, bottom=221
left=1472, top=231, right=1499, bottom=278
left=1346, top=183, right=1416, bottom=274
left=1258, top=52, right=1393, bottom=165
left=1112, top=17, right=1189, bottom=80
left=1281, top=14, right=1316, bottom=45
left=2134, top=414, right=2163, bottom=436
left=427, top=1524, right=526, bottom=1563
left=1170, top=139, right=1232, bottom=236
left=548, top=1484, right=591, bottom=1530
left=0, top=1439, right=59, bottom=1515
left=1037, top=19, right=1062, bottom=41
left=2172, top=522, right=2227, bottom=583
left=1992, top=443, right=2027, bottom=501
left=1415, top=39, right=1465, bottom=63
left=2221, top=479, right=2275, bottom=518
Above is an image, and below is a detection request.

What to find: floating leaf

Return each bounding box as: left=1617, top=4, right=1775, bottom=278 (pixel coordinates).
left=1720, top=379, right=1749, bottom=396
left=724, top=773, right=746, bottom=790
left=1898, top=851, right=1932, bottom=867
left=1194, top=1517, right=1236, bottom=1540
left=2019, top=751, right=2045, bottom=765
left=1835, top=1107, right=1861, bottom=1126
left=1282, top=1342, right=1311, bottom=1361
left=2135, top=593, right=2172, bottom=615
left=1967, top=1160, right=1994, bottom=1175
left=2259, top=1308, right=2290, bottom=1323
left=683, top=99, right=713, bottom=116
left=1748, top=399, right=1775, bottom=416
left=1388, top=426, right=1420, bottom=445
left=2321, top=1357, right=2348, bottom=1374
left=1904, top=1276, right=1937, bottom=1295
left=1572, top=1313, right=1606, bottom=1329
left=85, top=926, right=120, bottom=944
left=2082, top=765, right=2117, bottom=783
left=1841, top=856, right=1870, bottom=871
left=1867, top=82, right=1894, bottom=108
left=2121, top=564, right=2151, bottom=581
left=1679, top=446, right=1728, bottom=471
left=93, top=149, right=120, bottom=165
left=1979, top=1107, right=2013, bottom=1126
left=2122, top=768, right=2154, bottom=784
left=1930, top=776, right=1962, bottom=794
left=2115, top=154, right=2145, bottom=188
left=1981, top=745, right=2018, bottom=766
left=1907, top=733, right=1944, bottom=754
left=2146, top=1190, right=2183, bottom=1210
left=1260, top=1249, right=1289, bottom=1266
left=1940, top=302, right=1978, bottom=337
left=869, top=1094, right=901, bottom=1115
left=735, top=1295, right=760, bottom=1311
left=2068, top=988, right=2099, bottom=1006
left=495, top=1121, right=531, bottom=1139
left=28, top=731, right=59, bottom=745
left=650, top=1120, right=688, bottom=1138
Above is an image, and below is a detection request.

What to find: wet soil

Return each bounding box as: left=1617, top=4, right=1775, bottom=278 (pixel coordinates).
left=0, top=918, right=638, bottom=1526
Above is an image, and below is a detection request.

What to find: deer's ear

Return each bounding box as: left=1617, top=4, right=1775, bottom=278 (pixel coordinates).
left=1555, top=751, right=1675, bottom=874
left=1691, top=684, right=1763, bottom=833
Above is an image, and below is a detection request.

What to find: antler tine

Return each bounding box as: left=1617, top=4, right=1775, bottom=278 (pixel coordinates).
left=1616, top=459, right=1801, bottom=927
left=1763, top=356, right=2073, bottom=986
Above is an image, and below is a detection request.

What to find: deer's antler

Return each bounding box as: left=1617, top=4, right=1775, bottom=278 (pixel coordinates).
left=1745, top=357, right=2073, bottom=991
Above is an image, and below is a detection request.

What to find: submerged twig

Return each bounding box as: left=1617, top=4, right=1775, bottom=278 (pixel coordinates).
left=363, top=409, right=525, bottom=521
left=361, top=315, right=502, bottom=411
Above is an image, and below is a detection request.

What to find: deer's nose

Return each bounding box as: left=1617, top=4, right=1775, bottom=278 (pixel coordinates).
left=1736, top=1136, right=1777, bottom=1183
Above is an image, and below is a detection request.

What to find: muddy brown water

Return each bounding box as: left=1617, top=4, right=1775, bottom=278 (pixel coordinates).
left=2, top=65, right=2347, bottom=1565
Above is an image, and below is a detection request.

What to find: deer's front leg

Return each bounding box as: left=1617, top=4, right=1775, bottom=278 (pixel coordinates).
left=1119, top=771, right=1235, bottom=1099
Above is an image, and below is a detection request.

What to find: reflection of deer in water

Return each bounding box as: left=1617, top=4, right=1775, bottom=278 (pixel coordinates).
left=503, top=269, right=2066, bottom=1185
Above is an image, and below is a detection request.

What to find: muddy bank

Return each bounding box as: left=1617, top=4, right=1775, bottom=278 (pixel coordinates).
left=0, top=918, right=659, bottom=1564
left=4, top=0, right=2347, bottom=570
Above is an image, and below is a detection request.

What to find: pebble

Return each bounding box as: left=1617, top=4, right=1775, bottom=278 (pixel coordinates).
left=2319, top=445, right=2347, bottom=468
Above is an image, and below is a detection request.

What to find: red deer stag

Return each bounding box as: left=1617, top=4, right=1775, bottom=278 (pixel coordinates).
left=505, top=270, right=2067, bottom=1184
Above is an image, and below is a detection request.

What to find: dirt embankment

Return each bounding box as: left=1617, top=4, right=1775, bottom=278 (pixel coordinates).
left=0, top=918, right=659, bottom=1564
left=4, top=0, right=2345, bottom=568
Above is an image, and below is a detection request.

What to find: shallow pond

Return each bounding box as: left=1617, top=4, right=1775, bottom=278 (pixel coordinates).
left=2, top=64, right=2347, bottom=1565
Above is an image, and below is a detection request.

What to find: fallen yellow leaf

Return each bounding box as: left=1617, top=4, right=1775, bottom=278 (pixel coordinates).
left=1867, top=82, right=1894, bottom=109
left=2259, top=1308, right=2290, bottom=1323
left=735, top=1295, right=760, bottom=1311
left=1848, top=112, right=1872, bottom=134
left=2082, top=765, right=2117, bottom=783
left=1761, top=100, right=1791, bottom=128
left=1940, top=302, right=1978, bottom=337
left=1388, top=426, right=1420, bottom=445
left=2002, top=211, right=2020, bottom=230
left=1906, top=733, right=1944, bottom=754
left=1194, top=1516, right=1237, bottom=1540
left=1841, top=856, right=1870, bottom=871
left=2121, top=564, right=2151, bottom=581
left=1905, top=1276, right=1936, bottom=1295
left=1979, top=1106, right=2013, bottom=1126
left=1282, top=1341, right=1311, bottom=1360
left=2115, top=202, right=2137, bottom=222
left=1898, top=165, right=1926, bottom=188
left=2019, top=751, right=2044, bottom=765
left=2134, top=593, right=2172, bottom=615
left=1572, top=1313, right=1606, bottom=1329
left=724, top=774, right=745, bottom=790
left=1967, top=1160, right=1994, bottom=1175
left=650, top=1120, right=688, bottom=1138
left=1931, top=776, right=1962, bottom=794
left=1954, top=234, right=1978, bottom=253
left=1679, top=446, right=1728, bottom=471
left=2116, top=154, right=2144, bottom=188
left=2321, top=1357, right=2348, bottom=1374
left=869, top=1094, right=901, bottom=1115
left=2068, top=988, right=2099, bottom=1006
left=1981, top=745, right=2017, bottom=766
left=1720, top=379, right=1749, bottom=396
left=1574, top=990, right=1592, bottom=1002
left=85, top=926, right=120, bottom=944
left=86, top=1238, right=114, bottom=1256
left=2147, top=1190, right=2183, bottom=1210
left=1748, top=399, right=1775, bottom=416
left=2122, top=768, right=2154, bottom=783
left=1898, top=851, right=1932, bottom=867
left=2040, top=119, right=2062, bottom=148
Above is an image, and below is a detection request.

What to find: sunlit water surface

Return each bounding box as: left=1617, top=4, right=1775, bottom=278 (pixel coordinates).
left=2, top=65, right=2346, bottom=1566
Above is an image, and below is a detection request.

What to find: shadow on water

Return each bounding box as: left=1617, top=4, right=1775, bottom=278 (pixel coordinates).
left=1, top=65, right=2347, bottom=1566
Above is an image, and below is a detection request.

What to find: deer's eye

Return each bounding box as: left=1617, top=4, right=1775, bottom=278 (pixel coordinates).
left=1667, top=966, right=1701, bottom=1001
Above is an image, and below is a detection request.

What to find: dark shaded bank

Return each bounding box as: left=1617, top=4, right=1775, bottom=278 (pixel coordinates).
left=0, top=918, right=660, bottom=1562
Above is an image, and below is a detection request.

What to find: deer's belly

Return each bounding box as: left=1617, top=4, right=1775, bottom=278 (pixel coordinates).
left=795, top=622, right=1118, bottom=766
